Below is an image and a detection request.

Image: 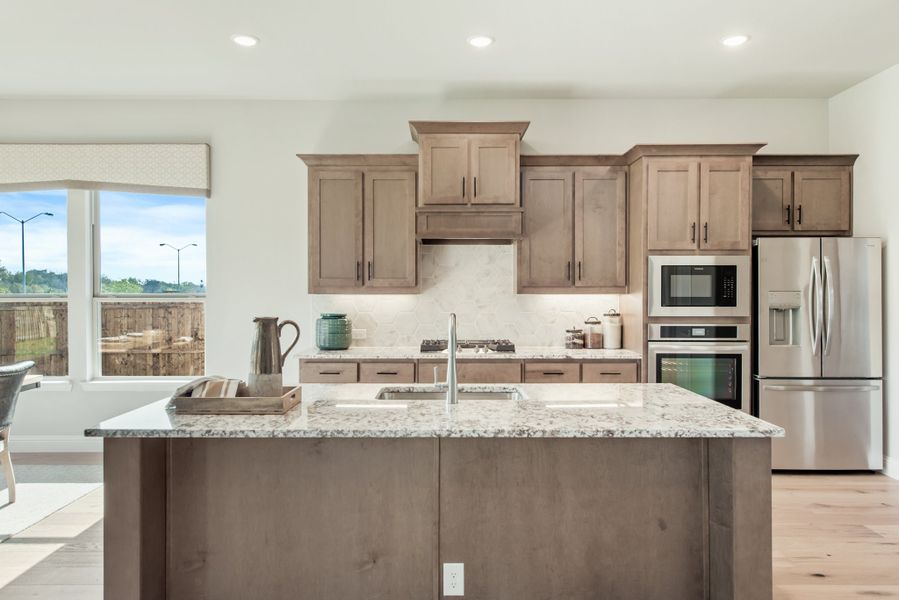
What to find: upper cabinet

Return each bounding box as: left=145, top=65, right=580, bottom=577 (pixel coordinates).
left=301, top=155, right=418, bottom=294
left=518, top=165, right=627, bottom=293
left=411, top=122, right=528, bottom=207
left=752, top=156, right=856, bottom=236
left=643, top=154, right=752, bottom=252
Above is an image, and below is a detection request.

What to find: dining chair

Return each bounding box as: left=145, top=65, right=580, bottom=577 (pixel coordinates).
left=0, top=361, right=35, bottom=505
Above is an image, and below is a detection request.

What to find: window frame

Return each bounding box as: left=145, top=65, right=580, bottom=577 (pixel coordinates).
left=89, top=190, right=206, bottom=381
left=0, top=189, right=71, bottom=379
left=1, top=188, right=208, bottom=386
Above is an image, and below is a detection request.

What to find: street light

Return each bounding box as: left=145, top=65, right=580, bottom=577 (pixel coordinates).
left=0, top=211, right=54, bottom=293
left=159, top=243, right=198, bottom=289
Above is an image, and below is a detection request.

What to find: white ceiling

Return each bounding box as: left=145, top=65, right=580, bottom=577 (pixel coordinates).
left=4, top=0, right=899, bottom=100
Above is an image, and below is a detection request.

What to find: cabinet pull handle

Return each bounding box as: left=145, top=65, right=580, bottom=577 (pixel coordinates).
left=691, top=222, right=696, bottom=243
left=368, top=261, right=373, bottom=280
left=785, top=205, right=792, bottom=225
left=703, top=222, right=709, bottom=244
left=356, top=261, right=361, bottom=281
left=797, top=205, right=802, bottom=225
left=319, top=371, right=342, bottom=375
left=474, top=176, right=478, bottom=197
left=600, top=371, right=622, bottom=376
left=543, top=371, right=565, bottom=376
left=376, top=371, right=398, bottom=376
left=578, top=261, right=582, bottom=281
left=566, top=261, right=571, bottom=281
left=462, top=176, right=465, bottom=198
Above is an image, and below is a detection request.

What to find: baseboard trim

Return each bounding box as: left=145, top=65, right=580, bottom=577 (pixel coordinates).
left=8, top=435, right=103, bottom=453
left=884, top=454, right=899, bottom=481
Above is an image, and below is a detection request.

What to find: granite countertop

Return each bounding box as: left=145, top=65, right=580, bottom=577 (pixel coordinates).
left=85, top=383, right=783, bottom=440
left=295, top=346, right=642, bottom=361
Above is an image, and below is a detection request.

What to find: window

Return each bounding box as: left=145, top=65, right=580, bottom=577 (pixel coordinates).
left=0, top=190, right=68, bottom=375
left=95, top=192, right=206, bottom=377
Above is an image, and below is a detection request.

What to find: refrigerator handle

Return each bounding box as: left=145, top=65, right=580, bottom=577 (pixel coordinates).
left=808, top=256, right=822, bottom=355
left=763, top=384, right=880, bottom=393
left=823, top=256, right=835, bottom=355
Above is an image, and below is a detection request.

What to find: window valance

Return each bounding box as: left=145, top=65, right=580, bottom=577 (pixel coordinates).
left=0, top=143, right=210, bottom=197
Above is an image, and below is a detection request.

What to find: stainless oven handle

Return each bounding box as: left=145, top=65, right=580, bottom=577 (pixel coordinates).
left=648, top=344, right=749, bottom=352
left=763, top=384, right=880, bottom=393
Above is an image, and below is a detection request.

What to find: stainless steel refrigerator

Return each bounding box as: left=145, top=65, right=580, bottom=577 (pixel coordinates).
left=755, top=237, right=883, bottom=470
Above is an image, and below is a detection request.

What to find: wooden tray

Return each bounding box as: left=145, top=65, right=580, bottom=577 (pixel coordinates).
left=172, top=386, right=302, bottom=415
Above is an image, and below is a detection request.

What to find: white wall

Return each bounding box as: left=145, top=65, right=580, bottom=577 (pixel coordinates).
left=0, top=97, right=829, bottom=449
left=829, top=64, right=899, bottom=478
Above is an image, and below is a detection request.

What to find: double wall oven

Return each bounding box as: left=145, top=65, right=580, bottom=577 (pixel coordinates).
left=648, top=256, right=751, bottom=413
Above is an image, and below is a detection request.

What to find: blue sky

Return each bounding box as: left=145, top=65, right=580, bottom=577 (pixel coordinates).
left=0, top=190, right=206, bottom=283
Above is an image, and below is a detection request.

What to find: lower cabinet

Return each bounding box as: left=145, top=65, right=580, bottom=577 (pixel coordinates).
left=582, top=361, right=639, bottom=383
left=524, top=362, right=580, bottom=383
left=419, top=361, right=523, bottom=384
left=299, top=359, right=640, bottom=384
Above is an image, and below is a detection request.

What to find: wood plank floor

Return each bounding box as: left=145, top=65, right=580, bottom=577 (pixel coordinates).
left=0, top=454, right=897, bottom=599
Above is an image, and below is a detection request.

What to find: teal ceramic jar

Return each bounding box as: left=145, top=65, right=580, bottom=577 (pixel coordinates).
left=315, top=313, right=352, bottom=350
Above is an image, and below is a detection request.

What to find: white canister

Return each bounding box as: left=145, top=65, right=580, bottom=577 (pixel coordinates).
left=602, top=309, right=622, bottom=349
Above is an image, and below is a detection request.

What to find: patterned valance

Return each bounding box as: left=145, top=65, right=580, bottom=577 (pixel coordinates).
left=0, top=143, right=210, bottom=197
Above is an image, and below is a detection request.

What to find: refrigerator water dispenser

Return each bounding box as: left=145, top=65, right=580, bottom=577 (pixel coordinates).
left=767, top=291, right=801, bottom=346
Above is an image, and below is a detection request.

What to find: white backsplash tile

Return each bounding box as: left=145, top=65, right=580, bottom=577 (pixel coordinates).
left=309, top=245, right=619, bottom=346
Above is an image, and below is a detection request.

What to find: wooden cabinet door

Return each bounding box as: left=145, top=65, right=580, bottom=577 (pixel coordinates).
left=419, top=134, right=468, bottom=205
left=699, top=157, right=751, bottom=251
left=574, top=167, right=627, bottom=289
left=793, top=167, right=851, bottom=233
left=518, top=169, right=574, bottom=290
left=646, top=159, right=700, bottom=250
left=364, top=169, right=417, bottom=289
left=309, top=170, right=363, bottom=292
left=752, top=168, right=793, bottom=232
left=470, top=134, right=519, bottom=205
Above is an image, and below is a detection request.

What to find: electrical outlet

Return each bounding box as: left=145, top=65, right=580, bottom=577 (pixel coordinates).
left=352, top=328, right=367, bottom=340
left=443, top=563, right=464, bottom=596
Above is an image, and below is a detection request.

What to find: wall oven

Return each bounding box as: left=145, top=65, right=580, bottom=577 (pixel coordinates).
left=648, top=324, right=750, bottom=413
left=648, top=255, right=750, bottom=317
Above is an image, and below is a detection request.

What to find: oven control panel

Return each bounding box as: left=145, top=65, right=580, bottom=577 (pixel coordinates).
left=649, top=324, right=749, bottom=342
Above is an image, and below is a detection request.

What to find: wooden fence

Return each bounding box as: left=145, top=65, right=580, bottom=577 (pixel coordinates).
left=0, top=300, right=205, bottom=377
left=0, top=302, right=68, bottom=375
left=100, top=302, right=205, bottom=376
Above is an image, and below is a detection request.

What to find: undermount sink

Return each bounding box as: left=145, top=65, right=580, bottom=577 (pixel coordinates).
left=375, top=387, right=524, bottom=401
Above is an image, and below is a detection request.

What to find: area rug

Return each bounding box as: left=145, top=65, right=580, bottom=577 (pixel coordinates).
left=0, top=483, right=101, bottom=541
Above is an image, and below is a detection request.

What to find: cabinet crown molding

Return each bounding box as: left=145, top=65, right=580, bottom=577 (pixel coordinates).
left=297, top=154, right=418, bottom=168
left=409, top=121, right=530, bottom=143
left=624, top=143, right=766, bottom=164
left=752, top=154, right=858, bottom=167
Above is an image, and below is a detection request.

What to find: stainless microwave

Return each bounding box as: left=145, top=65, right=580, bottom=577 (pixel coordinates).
left=648, top=255, right=750, bottom=317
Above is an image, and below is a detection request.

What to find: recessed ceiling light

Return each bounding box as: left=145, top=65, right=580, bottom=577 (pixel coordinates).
left=721, top=34, right=750, bottom=47
left=467, top=35, right=494, bottom=48
left=231, top=34, right=259, bottom=47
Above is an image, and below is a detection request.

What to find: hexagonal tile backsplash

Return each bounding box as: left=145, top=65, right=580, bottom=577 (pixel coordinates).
left=309, top=245, right=619, bottom=346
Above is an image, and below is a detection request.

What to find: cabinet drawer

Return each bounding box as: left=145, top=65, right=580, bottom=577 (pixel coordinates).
left=581, top=362, right=639, bottom=383
left=299, top=361, right=358, bottom=383
left=359, top=362, right=416, bottom=383
left=419, top=361, right=522, bottom=384
left=524, top=362, right=581, bottom=383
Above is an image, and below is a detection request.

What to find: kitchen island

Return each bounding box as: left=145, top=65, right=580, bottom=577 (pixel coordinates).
left=87, top=383, right=782, bottom=600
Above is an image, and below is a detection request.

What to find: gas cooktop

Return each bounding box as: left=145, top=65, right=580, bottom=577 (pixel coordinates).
left=420, top=339, right=516, bottom=353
